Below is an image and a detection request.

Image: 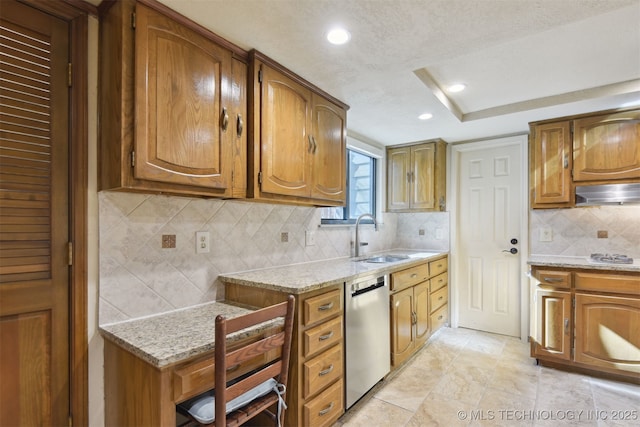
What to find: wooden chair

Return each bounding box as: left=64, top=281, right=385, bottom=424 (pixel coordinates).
left=187, top=295, right=295, bottom=427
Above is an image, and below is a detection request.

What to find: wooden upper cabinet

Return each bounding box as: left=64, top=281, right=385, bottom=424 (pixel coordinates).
left=257, top=64, right=313, bottom=198
left=387, top=140, right=446, bottom=212
left=573, top=110, right=640, bottom=182
left=248, top=50, right=348, bottom=206
left=310, top=95, right=347, bottom=202
left=531, top=121, right=572, bottom=207
left=99, top=0, right=247, bottom=197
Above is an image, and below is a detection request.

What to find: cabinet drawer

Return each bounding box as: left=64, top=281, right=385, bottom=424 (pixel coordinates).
left=534, top=269, right=571, bottom=289
left=303, top=315, right=343, bottom=358
left=575, top=272, right=640, bottom=296
left=391, top=263, right=429, bottom=292
left=431, top=304, right=448, bottom=331
left=429, top=257, right=447, bottom=277
left=173, top=355, right=215, bottom=403
left=304, top=289, right=342, bottom=326
left=303, top=378, right=344, bottom=427
left=430, top=285, right=448, bottom=313
left=303, top=344, right=343, bottom=398
left=430, top=271, right=448, bottom=292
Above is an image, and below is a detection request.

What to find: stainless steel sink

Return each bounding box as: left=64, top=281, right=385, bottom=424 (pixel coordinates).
left=362, top=255, right=409, bottom=263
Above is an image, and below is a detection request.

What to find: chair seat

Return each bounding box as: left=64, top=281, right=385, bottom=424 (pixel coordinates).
left=188, top=379, right=281, bottom=425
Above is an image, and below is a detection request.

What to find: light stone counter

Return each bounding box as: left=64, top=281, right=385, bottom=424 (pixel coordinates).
left=100, top=301, right=277, bottom=368
left=528, top=255, right=640, bottom=273
left=219, top=250, right=448, bottom=294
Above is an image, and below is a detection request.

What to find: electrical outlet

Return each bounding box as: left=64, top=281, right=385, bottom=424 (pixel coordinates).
left=539, top=227, right=553, bottom=242
left=418, top=229, right=425, bottom=236
left=281, top=232, right=289, bottom=243
left=196, top=231, right=210, bottom=253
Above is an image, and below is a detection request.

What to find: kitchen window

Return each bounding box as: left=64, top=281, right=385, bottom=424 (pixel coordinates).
left=321, top=148, right=377, bottom=224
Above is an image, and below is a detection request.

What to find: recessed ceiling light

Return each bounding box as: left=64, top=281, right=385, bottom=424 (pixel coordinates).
left=327, top=28, right=351, bottom=45
left=447, top=83, right=466, bottom=93
left=418, top=113, right=433, bottom=120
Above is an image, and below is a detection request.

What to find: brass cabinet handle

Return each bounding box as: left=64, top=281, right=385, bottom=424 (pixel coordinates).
left=410, top=273, right=417, bottom=278
left=564, top=318, right=569, bottom=335
left=438, top=296, right=443, bottom=300
left=220, top=107, right=229, bottom=131
left=226, top=364, right=240, bottom=372
left=308, top=135, right=314, bottom=153
left=311, top=135, right=317, bottom=154
left=318, top=302, right=334, bottom=311
left=319, top=402, right=334, bottom=416
left=563, top=154, right=569, bottom=169
left=544, top=277, right=564, bottom=283
left=319, top=331, right=334, bottom=341
left=438, top=315, right=443, bottom=320
left=236, top=114, right=243, bottom=137
left=319, top=364, right=334, bottom=376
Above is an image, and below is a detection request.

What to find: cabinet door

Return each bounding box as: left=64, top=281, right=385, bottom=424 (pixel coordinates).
left=533, top=289, right=572, bottom=361
left=258, top=64, right=313, bottom=197
left=414, top=281, right=431, bottom=348
left=387, top=146, right=411, bottom=211
left=411, top=143, right=436, bottom=209
left=573, top=110, right=640, bottom=182
left=390, top=287, right=415, bottom=367
left=574, top=294, right=640, bottom=373
left=310, top=94, right=346, bottom=202
left=134, top=4, right=232, bottom=190
left=532, top=121, right=572, bottom=206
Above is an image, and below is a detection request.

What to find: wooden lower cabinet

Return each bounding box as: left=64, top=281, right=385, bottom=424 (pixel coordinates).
left=531, top=266, right=640, bottom=382
left=532, top=289, right=572, bottom=361
left=224, top=283, right=345, bottom=427
left=574, top=293, right=640, bottom=373
left=390, top=256, right=448, bottom=368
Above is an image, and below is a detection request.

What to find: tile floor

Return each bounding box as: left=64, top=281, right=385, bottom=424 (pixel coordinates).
left=335, top=327, right=639, bottom=427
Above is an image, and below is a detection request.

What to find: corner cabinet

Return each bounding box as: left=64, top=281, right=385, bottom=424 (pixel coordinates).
left=529, top=108, right=640, bottom=209
left=99, top=0, right=247, bottom=198
left=390, top=255, right=448, bottom=368
left=531, top=266, right=640, bottom=381
left=248, top=50, right=348, bottom=206
left=387, top=140, right=446, bottom=212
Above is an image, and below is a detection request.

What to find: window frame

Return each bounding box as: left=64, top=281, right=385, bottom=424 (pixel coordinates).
left=320, top=142, right=382, bottom=225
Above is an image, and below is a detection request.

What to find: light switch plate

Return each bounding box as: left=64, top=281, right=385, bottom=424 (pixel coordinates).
left=305, top=230, right=316, bottom=246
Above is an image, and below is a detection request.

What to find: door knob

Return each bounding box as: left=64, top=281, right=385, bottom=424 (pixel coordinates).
left=502, top=248, right=518, bottom=254
left=510, top=238, right=518, bottom=245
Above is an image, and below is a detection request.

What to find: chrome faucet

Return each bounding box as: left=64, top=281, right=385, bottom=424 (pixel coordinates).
left=354, top=213, right=378, bottom=257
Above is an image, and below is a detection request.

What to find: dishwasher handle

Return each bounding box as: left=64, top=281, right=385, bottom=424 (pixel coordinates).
left=351, top=280, right=385, bottom=297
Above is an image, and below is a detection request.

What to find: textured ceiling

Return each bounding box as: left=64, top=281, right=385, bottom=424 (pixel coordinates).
left=105, top=0, right=640, bottom=145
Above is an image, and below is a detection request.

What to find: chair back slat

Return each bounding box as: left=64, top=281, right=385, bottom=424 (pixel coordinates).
left=226, top=332, right=284, bottom=367
left=224, top=302, right=289, bottom=334
left=225, top=362, right=282, bottom=402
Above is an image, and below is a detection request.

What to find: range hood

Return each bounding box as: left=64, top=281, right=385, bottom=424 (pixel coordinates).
left=575, top=183, right=640, bottom=206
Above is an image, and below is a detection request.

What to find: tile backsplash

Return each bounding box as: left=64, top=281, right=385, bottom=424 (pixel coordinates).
left=530, top=205, right=640, bottom=258
left=99, top=192, right=449, bottom=325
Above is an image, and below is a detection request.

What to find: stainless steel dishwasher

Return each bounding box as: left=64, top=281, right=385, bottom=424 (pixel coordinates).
left=344, top=274, right=390, bottom=408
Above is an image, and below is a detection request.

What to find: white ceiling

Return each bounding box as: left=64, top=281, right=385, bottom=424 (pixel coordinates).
left=109, top=0, right=640, bottom=145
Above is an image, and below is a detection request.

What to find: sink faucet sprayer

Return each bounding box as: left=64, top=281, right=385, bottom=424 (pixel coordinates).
left=354, top=213, right=378, bottom=257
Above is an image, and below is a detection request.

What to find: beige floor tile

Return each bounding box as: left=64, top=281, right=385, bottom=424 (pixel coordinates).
left=339, top=397, right=414, bottom=427
left=429, top=370, right=487, bottom=406
left=471, top=388, right=537, bottom=427
left=406, top=395, right=475, bottom=427
left=373, top=363, right=444, bottom=411
left=488, top=366, right=539, bottom=399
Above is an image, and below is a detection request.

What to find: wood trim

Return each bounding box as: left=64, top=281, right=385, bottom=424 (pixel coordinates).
left=18, top=0, right=96, bottom=18
left=69, top=13, right=89, bottom=427
left=528, top=106, right=640, bottom=127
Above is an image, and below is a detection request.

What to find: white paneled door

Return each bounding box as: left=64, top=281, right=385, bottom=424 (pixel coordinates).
left=457, top=141, right=524, bottom=337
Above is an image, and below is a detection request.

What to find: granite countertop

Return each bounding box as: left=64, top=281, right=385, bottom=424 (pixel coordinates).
left=219, top=250, right=448, bottom=294
left=528, top=255, right=640, bottom=273
left=100, top=301, right=278, bottom=368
